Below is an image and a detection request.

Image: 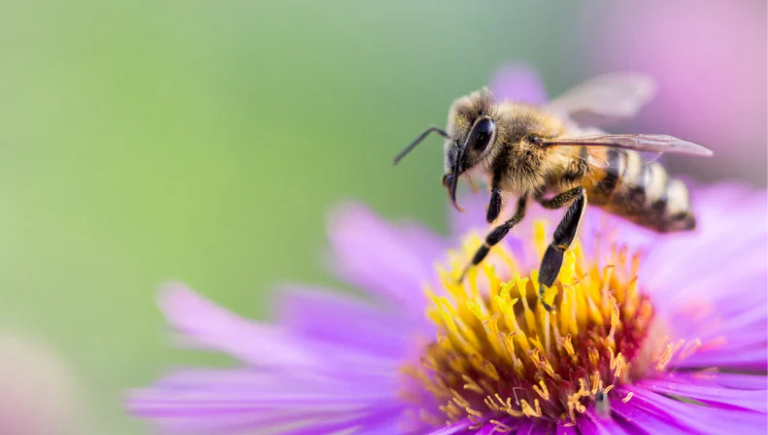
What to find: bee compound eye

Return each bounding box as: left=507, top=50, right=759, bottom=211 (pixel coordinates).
left=470, top=118, right=496, bottom=153
left=528, top=135, right=543, bottom=146
left=442, top=174, right=452, bottom=188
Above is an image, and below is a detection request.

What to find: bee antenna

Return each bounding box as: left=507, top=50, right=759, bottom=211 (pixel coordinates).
left=394, top=126, right=450, bottom=165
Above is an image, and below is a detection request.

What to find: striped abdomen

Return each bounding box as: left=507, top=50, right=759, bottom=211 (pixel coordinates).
left=583, top=148, right=695, bottom=232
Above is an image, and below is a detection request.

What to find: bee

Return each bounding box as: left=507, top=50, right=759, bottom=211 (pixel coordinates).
left=394, top=74, right=712, bottom=309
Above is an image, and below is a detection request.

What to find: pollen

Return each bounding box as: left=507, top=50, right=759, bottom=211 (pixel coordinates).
left=403, top=220, right=663, bottom=427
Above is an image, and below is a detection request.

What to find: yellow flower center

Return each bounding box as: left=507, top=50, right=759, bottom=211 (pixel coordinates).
left=402, top=221, right=684, bottom=429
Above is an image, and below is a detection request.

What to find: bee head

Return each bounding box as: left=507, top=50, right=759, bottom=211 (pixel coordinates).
left=442, top=89, right=497, bottom=211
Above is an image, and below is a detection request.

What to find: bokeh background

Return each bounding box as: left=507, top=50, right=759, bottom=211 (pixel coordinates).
left=0, top=1, right=765, bottom=434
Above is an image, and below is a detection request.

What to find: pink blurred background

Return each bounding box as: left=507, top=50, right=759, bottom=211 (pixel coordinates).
left=582, top=0, right=767, bottom=186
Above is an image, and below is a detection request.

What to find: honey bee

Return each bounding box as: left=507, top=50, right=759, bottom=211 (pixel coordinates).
left=394, top=74, right=712, bottom=309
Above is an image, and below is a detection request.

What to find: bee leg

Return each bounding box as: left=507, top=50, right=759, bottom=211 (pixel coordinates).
left=459, top=195, right=527, bottom=283
left=486, top=187, right=503, bottom=223
left=537, top=188, right=587, bottom=311
left=537, top=186, right=585, bottom=209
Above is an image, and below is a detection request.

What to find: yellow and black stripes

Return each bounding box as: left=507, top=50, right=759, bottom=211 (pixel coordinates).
left=584, top=148, right=695, bottom=232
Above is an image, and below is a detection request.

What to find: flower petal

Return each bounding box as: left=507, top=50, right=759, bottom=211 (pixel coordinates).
left=159, top=283, right=318, bottom=368
left=705, top=373, right=768, bottom=390
left=577, top=411, right=630, bottom=435
left=327, top=203, right=445, bottom=315
left=424, top=418, right=473, bottom=435
left=276, top=286, right=416, bottom=358
left=555, top=421, right=580, bottom=435
left=609, top=400, right=688, bottom=434
left=643, top=185, right=768, bottom=308
left=622, top=385, right=768, bottom=435
left=128, top=377, right=405, bottom=435
left=490, top=62, right=548, bottom=104
left=639, top=374, right=768, bottom=412
left=159, top=284, right=402, bottom=374
left=674, top=347, right=768, bottom=372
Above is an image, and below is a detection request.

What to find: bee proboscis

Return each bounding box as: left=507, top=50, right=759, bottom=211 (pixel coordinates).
left=394, top=73, right=712, bottom=309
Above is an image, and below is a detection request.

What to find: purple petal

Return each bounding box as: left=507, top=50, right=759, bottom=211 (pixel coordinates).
left=472, top=423, right=499, bottom=435
left=577, top=411, right=630, bottom=435
left=514, top=420, right=535, bottom=435
left=622, top=385, right=768, bottom=435
left=159, top=283, right=319, bottom=368
left=159, top=284, right=404, bottom=374
left=704, top=373, right=768, bottom=390
left=150, top=368, right=397, bottom=394
left=638, top=375, right=768, bottom=412
left=673, top=346, right=768, bottom=372
left=276, top=286, right=416, bottom=358
left=609, top=400, right=689, bottom=434
left=424, top=418, right=473, bottom=435
left=642, top=185, right=767, bottom=303
left=490, top=63, right=548, bottom=104
left=128, top=376, right=406, bottom=435
left=555, top=421, right=581, bottom=435
left=258, top=405, right=405, bottom=435
left=327, top=203, right=445, bottom=315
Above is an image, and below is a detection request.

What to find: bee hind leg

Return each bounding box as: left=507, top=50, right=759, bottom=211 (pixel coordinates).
left=458, top=195, right=528, bottom=283
left=537, top=186, right=585, bottom=209
left=537, top=188, right=587, bottom=311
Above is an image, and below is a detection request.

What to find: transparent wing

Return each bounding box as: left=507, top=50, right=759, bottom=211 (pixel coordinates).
left=545, top=134, right=713, bottom=156
left=556, top=145, right=662, bottom=170
left=546, top=73, right=656, bottom=123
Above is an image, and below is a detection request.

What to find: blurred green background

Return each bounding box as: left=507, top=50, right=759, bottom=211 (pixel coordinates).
left=0, top=1, right=765, bottom=434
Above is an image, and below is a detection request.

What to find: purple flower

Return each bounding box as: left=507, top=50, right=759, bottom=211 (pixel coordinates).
left=128, top=67, right=767, bottom=434
left=127, top=181, right=767, bottom=434
left=490, top=63, right=549, bottom=106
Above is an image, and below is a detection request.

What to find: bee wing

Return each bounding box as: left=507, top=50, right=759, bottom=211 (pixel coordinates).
left=556, top=145, right=662, bottom=170
left=544, top=134, right=713, bottom=157
left=546, top=74, right=655, bottom=124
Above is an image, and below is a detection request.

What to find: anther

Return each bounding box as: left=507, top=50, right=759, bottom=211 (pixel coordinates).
left=622, top=392, right=634, bottom=403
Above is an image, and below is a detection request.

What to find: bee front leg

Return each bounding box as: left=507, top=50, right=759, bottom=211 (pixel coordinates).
left=459, top=195, right=527, bottom=283
left=486, top=187, right=503, bottom=223
left=537, top=187, right=587, bottom=311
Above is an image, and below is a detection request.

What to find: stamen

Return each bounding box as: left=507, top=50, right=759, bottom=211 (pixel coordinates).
left=490, top=419, right=513, bottom=433
left=403, top=221, right=661, bottom=426
left=655, top=340, right=684, bottom=371
left=622, top=392, right=634, bottom=403
left=520, top=399, right=541, bottom=418
left=691, top=367, right=718, bottom=379
left=533, top=381, right=550, bottom=401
